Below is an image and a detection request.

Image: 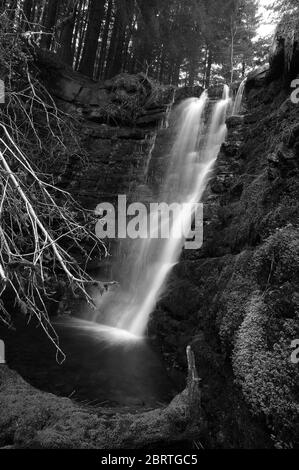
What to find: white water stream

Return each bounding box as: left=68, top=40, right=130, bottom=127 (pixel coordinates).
left=232, top=78, right=246, bottom=115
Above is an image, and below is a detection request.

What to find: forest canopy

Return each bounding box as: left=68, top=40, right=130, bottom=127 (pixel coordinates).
left=0, top=0, right=272, bottom=86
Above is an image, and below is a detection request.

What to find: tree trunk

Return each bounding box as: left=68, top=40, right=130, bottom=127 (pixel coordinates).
left=188, top=61, right=196, bottom=87
left=129, top=55, right=137, bottom=74
left=58, top=1, right=78, bottom=66
left=105, top=8, right=123, bottom=79
left=105, top=1, right=134, bottom=79
left=158, top=47, right=165, bottom=83
left=205, top=49, right=213, bottom=88
left=173, top=64, right=181, bottom=87
left=135, top=0, right=158, bottom=71
left=97, top=0, right=113, bottom=79
left=242, top=60, right=246, bottom=78
left=23, top=0, right=33, bottom=21
left=78, top=0, right=105, bottom=78
left=202, top=47, right=208, bottom=87
left=168, top=64, right=173, bottom=84
left=41, top=0, right=60, bottom=50
left=230, top=17, right=236, bottom=85
left=122, top=22, right=134, bottom=74
left=58, top=18, right=75, bottom=65
left=73, top=0, right=88, bottom=70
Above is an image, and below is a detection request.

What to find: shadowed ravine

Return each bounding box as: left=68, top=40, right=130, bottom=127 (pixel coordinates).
left=1, top=90, right=231, bottom=410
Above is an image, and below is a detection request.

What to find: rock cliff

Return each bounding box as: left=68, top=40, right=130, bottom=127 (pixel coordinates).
left=35, top=50, right=174, bottom=210
left=150, top=32, right=299, bottom=448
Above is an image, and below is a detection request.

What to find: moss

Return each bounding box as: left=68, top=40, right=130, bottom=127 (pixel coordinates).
left=215, top=228, right=299, bottom=445
left=233, top=294, right=299, bottom=446
left=0, top=366, right=201, bottom=449
left=214, top=250, right=257, bottom=352
left=253, top=226, right=299, bottom=287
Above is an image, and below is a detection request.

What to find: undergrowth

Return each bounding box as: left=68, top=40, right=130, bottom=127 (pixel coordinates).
left=0, top=11, right=107, bottom=359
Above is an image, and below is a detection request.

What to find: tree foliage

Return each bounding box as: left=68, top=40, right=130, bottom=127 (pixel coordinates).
left=0, top=0, right=263, bottom=85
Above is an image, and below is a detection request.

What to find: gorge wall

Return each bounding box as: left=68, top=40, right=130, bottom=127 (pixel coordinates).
left=1, top=25, right=299, bottom=449
left=35, top=50, right=174, bottom=211
left=34, top=39, right=299, bottom=448
left=149, top=39, right=299, bottom=447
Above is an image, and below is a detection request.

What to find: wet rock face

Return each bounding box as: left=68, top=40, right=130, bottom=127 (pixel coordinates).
left=59, top=124, right=158, bottom=210
left=35, top=51, right=175, bottom=210
left=206, top=117, right=244, bottom=200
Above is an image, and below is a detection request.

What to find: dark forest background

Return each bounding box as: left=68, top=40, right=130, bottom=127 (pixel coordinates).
left=0, top=0, right=278, bottom=86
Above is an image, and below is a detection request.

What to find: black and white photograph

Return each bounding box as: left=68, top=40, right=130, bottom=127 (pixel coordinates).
left=0, top=0, right=298, bottom=457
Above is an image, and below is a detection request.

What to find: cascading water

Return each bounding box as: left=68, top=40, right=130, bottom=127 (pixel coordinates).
left=96, top=86, right=231, bottom=337
left=232, top=78, right=246, bottom=116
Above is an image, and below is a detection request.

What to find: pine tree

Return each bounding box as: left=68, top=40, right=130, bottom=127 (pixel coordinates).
left=41, top=0, right=60, bottom=50
left=57, top=0, right=78, bottom=65
left=79, top=0, right=106, bottom=78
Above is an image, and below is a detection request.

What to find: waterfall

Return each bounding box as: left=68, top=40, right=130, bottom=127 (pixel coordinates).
left=232, top=78, right=246, bottom=116
left=97, top=86, right=231, bottom=337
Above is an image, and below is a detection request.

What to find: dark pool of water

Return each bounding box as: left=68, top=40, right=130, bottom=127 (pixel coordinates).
left=0, top=317, right=177, bottom=408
